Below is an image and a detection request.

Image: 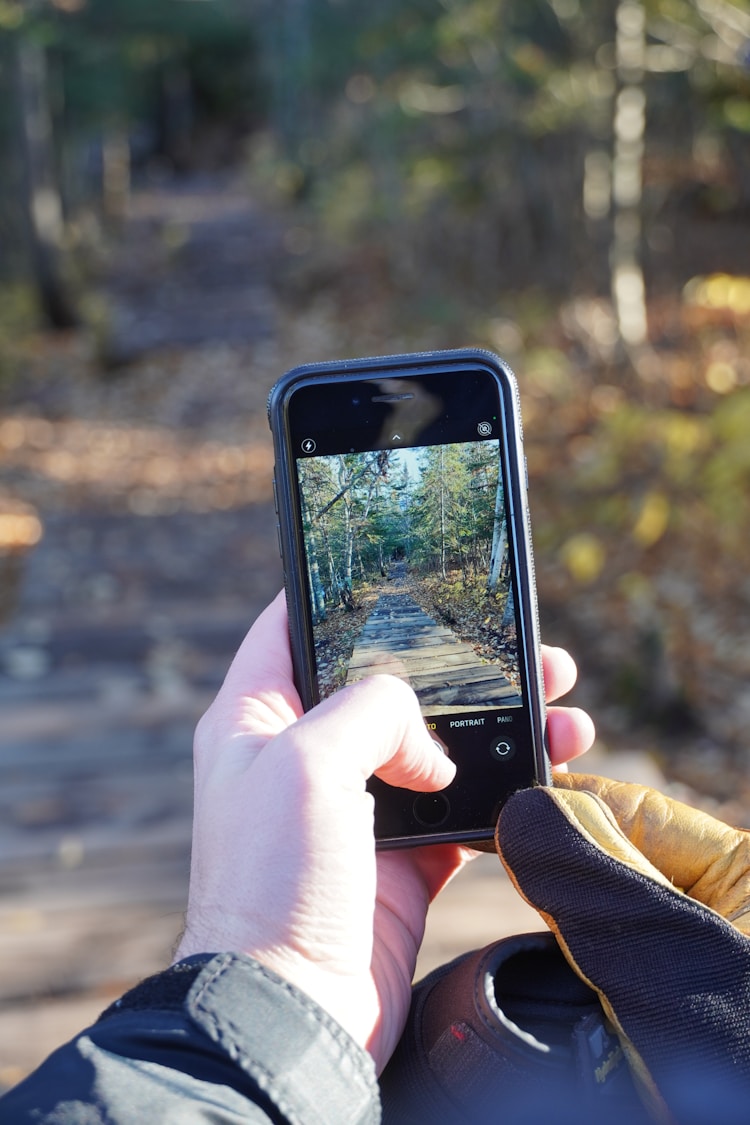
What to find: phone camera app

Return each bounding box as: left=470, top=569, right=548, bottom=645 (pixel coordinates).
left=297, top=438, right=522, bottom=719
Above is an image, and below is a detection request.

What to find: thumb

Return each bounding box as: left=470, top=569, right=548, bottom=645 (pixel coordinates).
left=496, top=781, right=750, bottom=1123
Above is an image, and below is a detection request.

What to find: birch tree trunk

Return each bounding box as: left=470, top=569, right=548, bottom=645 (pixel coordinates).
left=486, top=475, right=508, bottom=594
left=501, top=584, right=516, bottom=631
left=439, top=446, right=447, bottom=581
left=301, top=495, right=327, bottom=623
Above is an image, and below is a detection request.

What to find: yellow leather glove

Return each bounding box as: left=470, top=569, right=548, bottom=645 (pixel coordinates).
left=496, top=773, right=750, bottom=1125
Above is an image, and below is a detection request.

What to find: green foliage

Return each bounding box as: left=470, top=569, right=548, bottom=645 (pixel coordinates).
left=248, top=0, right=750, bottom=310
left=411, top=442, right=500, bottom=580
left=58, top=1, right=258, bottom=127
left=297, top=441, right=506, bottom=614
left=0, top=0, right=259, bottom=163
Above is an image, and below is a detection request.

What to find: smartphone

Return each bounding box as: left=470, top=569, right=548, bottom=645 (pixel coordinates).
left=267, top=348, right=548, bottom=848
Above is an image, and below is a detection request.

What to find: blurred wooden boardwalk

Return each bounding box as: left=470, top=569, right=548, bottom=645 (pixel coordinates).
left=0, top=174, right=287, bottom=1087
left=0, top=502, right=282, bottom=1089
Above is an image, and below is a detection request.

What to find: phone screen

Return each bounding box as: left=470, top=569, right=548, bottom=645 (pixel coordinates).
left=296, top=439, right=523, bottom=715
left=274, top=356, right=547, bottom=844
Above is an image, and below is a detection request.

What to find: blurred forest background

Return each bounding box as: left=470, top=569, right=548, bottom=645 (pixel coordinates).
left=2, top=0, right=749, bottom=782
left=1, top=0, right=750, bottom=1082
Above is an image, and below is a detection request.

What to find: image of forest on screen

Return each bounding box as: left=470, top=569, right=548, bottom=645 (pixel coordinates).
left=297, top=441, right=523, bottom=714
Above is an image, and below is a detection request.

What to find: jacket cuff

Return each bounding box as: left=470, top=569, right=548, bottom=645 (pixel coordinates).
left=106, top=952, right=380, bottom=1125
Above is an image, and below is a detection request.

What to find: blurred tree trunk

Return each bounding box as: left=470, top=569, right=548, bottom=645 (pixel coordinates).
left=13, top=32, right=78, bottom=331
left=257, top=0, right=308, bottom=154
left=611, top=0, right=648, bottom=353
left=102, top=127, right=131, bottom=221
left=156, top=56, right=193, bottom=172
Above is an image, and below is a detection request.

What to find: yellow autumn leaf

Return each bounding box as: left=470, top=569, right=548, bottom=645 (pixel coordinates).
left=633, top=492, right=670, bottom=548
left=560, top=533, right=606, bottom=584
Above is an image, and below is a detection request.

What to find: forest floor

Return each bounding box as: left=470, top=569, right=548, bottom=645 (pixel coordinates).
left=0, top=166, right=748, bottom=1085
left=314, top=586, right=379, bottom=697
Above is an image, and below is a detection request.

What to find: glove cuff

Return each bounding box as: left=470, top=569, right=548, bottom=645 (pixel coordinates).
left=380, top=932, right=645, bottom=1124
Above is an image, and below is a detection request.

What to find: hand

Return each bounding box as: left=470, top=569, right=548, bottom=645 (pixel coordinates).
left=496, top=774, right=750, bottom=1122
left=174, top=592, right=594, bottom=1072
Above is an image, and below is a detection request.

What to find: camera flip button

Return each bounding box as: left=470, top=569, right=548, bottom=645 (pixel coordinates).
left=489, top=737, right=516, bottom=763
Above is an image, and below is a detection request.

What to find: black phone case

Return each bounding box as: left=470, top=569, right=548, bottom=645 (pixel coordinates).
left=267, top=348, right=549, bottom=848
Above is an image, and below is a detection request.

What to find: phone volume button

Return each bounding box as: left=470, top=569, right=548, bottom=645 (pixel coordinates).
left=276, top=523, right=284, bottom=560
left=272, top=475, right=279, bottom=514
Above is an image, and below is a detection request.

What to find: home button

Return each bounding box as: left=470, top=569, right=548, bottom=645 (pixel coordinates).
left=413, top=792, right=450, bottom=827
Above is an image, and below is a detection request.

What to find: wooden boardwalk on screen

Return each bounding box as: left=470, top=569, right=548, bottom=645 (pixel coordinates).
left=344, top=592, right=521, bottom=712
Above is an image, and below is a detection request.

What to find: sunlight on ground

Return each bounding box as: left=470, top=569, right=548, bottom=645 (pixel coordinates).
left=0, top=415, right=273, bottom=514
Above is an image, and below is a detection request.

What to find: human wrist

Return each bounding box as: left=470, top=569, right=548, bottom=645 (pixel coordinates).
left=174, top=921, right=374, bottom=1059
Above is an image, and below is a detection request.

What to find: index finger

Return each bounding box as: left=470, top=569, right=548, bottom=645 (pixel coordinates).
left=541, top=644, right=578, bottom=703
